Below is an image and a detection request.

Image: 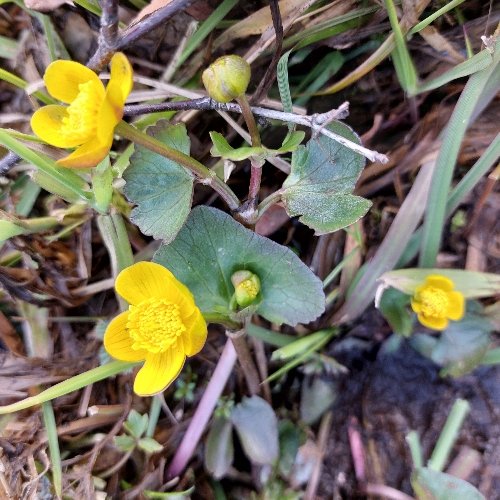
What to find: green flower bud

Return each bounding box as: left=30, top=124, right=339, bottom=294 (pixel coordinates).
left=231, top=270, right=261, bottom=308
left=202, top=55, right=251, bottom=103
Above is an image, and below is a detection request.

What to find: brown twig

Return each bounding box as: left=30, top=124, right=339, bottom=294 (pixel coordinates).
left=227, top=330, right=261, bottom=396
left=305, top=411, right=333, bottom=500
left=250, top=0, right=284, bottom=104
left=87, top=0, right=193, bottom=71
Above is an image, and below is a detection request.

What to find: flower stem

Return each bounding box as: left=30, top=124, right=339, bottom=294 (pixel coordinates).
left=116, top=121, right=240, bottom=211
left=166, top=340, right=237, bottom=479
left=236, top=95, right=264, bottom=216
left=236, top=95, right=261, bottom=148
left=229, top=333, right=261, bottom=396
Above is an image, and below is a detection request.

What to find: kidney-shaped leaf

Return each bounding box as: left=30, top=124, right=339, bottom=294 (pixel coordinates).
left=231, top=396, right=279, bottom=465
left=123, top=122, right=194, bottom=243
left=281, top=121, right=371, bottom=234
left=154, top=206, right=325, bottom=326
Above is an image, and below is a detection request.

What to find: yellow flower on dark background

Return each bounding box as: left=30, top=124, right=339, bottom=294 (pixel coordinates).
left=411, top=274, right=464, bottom=330
left=103, top=262, right=207, bottom=396
left=31, top=52, right=132, bottom=168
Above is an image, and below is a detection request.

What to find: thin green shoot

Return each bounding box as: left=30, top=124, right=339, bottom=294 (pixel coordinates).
left=146, top=396, right=163, bottom=438
left=427, top=399, right=470, bottom=471
left=406, top=431, right=424, bottom=468
left=42, top=402, right=62, bottom=498
left=385, top=0, right=417, bottom=93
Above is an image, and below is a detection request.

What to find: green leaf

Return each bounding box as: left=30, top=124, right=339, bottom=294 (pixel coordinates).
left=114, top=435, right=136, bottom=452
left=279, top=131, right=306, bottom=152
left=154, top=206, right=325, bottom=326
left=143, top=487, right=194, bottom=499
left=430, top=314, right=493, bottom=377
left=272, top=330, right=334, bottom=361
left=378, top=288, right=413, bottom=337
left=0, top=220, right=27, bottom=241
left=231, top=396, right=279, bottom=465
left=411, top=467, right=485, bottom=500
left=277, top=49, right=294, bottom=127
left=123, top=122, right=194, bottom=243
left=124, top=409, right=149, bottom=438
left=138, top=437, right=164, bottom=454
left=281, top=122, right=371, bottom=234
left=92, top=157, right=113, bottom=213
left=209, top=131, right=305, bottom=162
left=204, top=417, right=234, bottom=479
left=278, top=420, right=302, bottom=477
left=300, top=377, right=336, bottom=425
left=210, top=131, right=264, bottom=161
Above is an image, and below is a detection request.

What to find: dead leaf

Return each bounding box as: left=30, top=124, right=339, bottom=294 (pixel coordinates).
left=130, top=0, right=178, bottom=25
left=24, top=0, right=73, bottom=12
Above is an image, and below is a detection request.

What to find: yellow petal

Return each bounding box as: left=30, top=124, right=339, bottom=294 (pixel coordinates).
left=96, top=82, right=123, bottom=144
left=115, top=261, right=191, bottom=306
left=110, top=52, right=133, bottom=100
left=133, top=344, right=185, bottom=396
left=425, top=275, right=454, bottom=292
left=417, top=313, right=448, bottom=331
left=103, top=311, right=146, bottom=362
left=183, top=308, right=208, bottom=356
left=95, top=53, right=133, bottom=143
left=31, top=105, right=82, bottom=148
left=447, top=291, right=465, bottom=320
left=56, top=134, right=113, bottom=168
left=44, top=60, right=104, bottom=103
left=410, top=298, right=422, bottom=314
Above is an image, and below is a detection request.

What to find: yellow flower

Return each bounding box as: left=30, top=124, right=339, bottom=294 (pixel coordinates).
left=31, top=53, right=132, bottom=168
left=411, top=275, right=465, bottom=330
left=103, top=262, right=207, bottom=396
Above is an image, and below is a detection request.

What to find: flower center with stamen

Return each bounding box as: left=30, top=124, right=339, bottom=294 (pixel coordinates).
left=239, top=279, right=259, bottom=300
left=418, top=286, right=449, bottom=318
left=127, top=298, right=186, bottom=353
left=60, top=81, right=102, bottom=144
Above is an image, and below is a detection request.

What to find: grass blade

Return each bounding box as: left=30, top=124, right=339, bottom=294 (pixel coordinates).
left=419, top=41, right=499, bottom=267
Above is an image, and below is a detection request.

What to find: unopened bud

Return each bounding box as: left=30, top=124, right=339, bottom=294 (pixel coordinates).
left=231, top=270, right=261, bottom=308
left=202, top=55, right=251, bottom=103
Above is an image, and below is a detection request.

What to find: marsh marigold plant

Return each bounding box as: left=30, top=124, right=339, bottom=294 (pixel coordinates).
left=411, top=274, right=465, bottom=331
left=103, top=262, right=207, bottom=396
left=31, top=52, right=132, bottom=168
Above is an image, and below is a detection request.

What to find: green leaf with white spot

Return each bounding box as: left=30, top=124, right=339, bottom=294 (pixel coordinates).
left=281, top=121, right=371, bottom=234
left=154, top=206, right=325, bottom=326
left=124, top=121, right=193, bottom=243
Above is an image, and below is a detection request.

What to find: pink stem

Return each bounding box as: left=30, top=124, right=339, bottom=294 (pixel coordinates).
left=166, top=340, right=237, bottom=479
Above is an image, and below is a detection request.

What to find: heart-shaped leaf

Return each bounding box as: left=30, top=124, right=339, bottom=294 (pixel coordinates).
left=281, top=122, right=371, bottom=234
left=154, top=206, right=325, bottom=326
left=124, top=121, right=193, bottom=243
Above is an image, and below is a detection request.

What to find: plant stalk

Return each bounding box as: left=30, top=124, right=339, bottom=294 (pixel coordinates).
left=116, top=121, right=240, bottom=211
left=229, top=333, right=261, bottom=396
left=166, top=340, right=237, bottom=479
